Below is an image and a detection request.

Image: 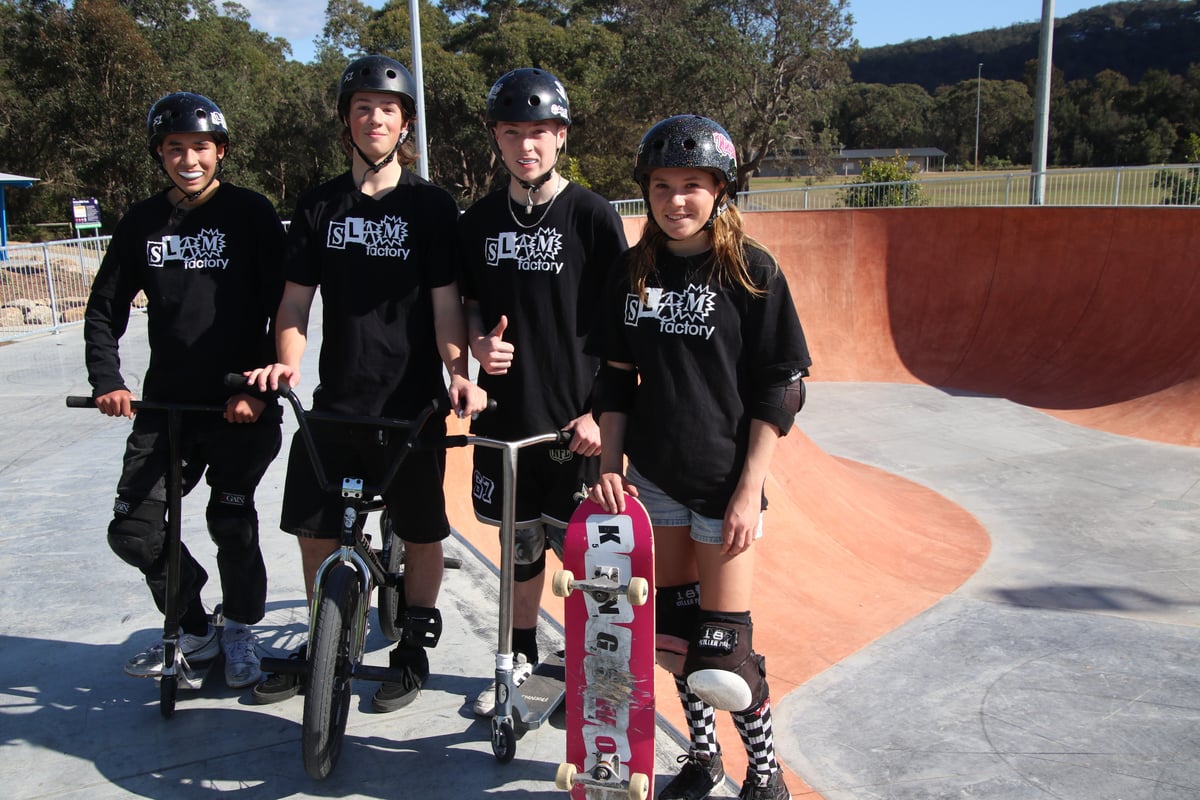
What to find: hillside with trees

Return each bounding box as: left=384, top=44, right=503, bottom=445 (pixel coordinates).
left=852, top=1, right=1200, bottom=91
left=833, top=1, right=1199, bottom=168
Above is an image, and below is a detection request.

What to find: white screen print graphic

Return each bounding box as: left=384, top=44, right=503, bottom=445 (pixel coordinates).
left=624, top=284, right=717, bottom=339
left=146, top=228, right=229, bottom=270
left=485, top=228, right=564, bottom=274
left=327, top=215, right=411, bottom=258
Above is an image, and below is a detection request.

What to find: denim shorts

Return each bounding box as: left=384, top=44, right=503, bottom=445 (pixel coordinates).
left=625, top=463, right=762, bottom=546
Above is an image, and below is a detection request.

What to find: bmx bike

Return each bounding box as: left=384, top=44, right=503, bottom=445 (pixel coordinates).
left=247, top=377, right=465, bottom=780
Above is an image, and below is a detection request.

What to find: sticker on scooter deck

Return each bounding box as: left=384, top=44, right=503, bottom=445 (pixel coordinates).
left=516, top=650, right=567, bottom=726
left=553, top=495, right=654, bottom=800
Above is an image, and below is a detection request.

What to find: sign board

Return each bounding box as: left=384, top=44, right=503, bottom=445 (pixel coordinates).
left=71, top=197, right=101, bottom=231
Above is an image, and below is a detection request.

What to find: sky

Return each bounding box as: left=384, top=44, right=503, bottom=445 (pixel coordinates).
left=238, top=0, right=1106, bottom=66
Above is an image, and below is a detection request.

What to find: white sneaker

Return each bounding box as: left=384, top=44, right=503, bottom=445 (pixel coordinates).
left=124, top=626, right=219, bottom=677
left=473, top=654, right=534, bottom=717
left=222, top=625, right=262, bottom=689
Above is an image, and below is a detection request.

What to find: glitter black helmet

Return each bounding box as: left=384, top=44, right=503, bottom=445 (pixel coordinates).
left=146, top=92, right=229, bottom=161
left=634, top=115, right=739, bottom=227
left=633, top=115, right=737, bottom=189
left=337, top=55, right=417, bottom=122
left=485, top=68, right=571, bottom=126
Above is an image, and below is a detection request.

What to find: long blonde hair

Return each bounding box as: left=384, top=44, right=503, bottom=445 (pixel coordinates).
left=628, top=202, right=773, bottom=301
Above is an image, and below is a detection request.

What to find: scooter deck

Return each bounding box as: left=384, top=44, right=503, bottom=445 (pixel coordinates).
left=515, top=650, right=566, bottom=728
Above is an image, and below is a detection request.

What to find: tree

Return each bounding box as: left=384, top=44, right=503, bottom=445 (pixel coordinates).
left=840, top=154, right=925, bottom=207
left=832, top=83, right=933, bottom=149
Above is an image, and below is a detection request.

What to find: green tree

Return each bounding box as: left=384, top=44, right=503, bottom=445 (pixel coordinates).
left=832, top=83, right=934, bottom=149
left=840, top=154, right=926, bottom=207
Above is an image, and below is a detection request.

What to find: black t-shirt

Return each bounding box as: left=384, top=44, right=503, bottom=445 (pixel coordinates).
left=459, top=182, right=628, bottom=437
left=592, top=244, right=812, bottom=518
left=285, top=170, right=460, bottom=418
left=84, top=183, right=285, bottom=406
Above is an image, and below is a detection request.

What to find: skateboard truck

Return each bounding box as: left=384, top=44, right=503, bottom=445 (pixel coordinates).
left=555, top=755, right=650, bottom=800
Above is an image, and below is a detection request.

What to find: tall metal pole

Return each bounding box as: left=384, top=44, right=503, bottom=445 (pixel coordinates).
left=1030, top=0, right=1056, bottom=204
left=974, top=63, right=983, bottom=170
left=409, top=0, right=429, bottom=180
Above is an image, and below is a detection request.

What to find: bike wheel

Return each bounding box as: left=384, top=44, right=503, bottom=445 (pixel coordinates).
left=302, top=563, right=363, bottom=779
left=376, top=510, right=405, bottom=642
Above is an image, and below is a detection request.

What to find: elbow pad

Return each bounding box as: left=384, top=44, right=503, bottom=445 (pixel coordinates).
left=752, top=368, right=807, bottom=434
left=592, top=363, right=637, bottom=415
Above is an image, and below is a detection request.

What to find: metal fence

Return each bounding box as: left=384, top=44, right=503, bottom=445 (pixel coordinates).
left=610, top=163, right=1200, bottom=216
left=3, top=164, right=1197, bottom=341
left=0, top=236, right=110, bottom=341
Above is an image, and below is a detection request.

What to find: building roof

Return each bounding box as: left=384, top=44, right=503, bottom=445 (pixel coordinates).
left=837, top=148, right=947, bottom=159
left=0, top=172, right=39, bottom=187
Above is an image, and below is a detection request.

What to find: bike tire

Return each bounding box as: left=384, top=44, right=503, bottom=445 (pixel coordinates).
left=377, top=510, right=405, bottom=642
left=302, top=563, right=363, bottom=780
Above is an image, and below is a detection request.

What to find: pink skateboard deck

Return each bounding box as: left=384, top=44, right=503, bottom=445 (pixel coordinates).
left=553, top=495, right=655, bottom=800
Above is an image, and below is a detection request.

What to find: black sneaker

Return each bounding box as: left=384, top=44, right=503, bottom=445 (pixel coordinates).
left=658, top=750, right=724, bottom=800
left=372, top=644, right=428, bottom=713
left=251, top=645, right=306, bottom=705
left=738, top=769, right=790, bottom=800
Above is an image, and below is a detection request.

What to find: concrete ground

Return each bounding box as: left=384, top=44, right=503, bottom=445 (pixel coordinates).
left=0, top=318, right=702, bottom=800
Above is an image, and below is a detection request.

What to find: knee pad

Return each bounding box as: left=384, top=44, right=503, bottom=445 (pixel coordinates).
left=655, top=583, right=700, bottom=674
left=684, top=610, right=768, bottom=713
left=107, top=498, right=167, bottom=570
left=401, top=606, right=443, bottom=649
left=512, top=525, right=547, bottom=582
left=207, top=490, right=259, bottom=551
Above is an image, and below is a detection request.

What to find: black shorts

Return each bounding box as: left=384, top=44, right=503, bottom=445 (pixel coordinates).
left=116, top=410, right=281, bottom=502
left=280, top=420, right=449, bottom=543
left=471, top=441, right=596, bottom=528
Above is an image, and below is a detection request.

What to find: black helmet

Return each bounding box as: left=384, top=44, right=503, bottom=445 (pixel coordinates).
left=633, top=115, right=738, bottom=228
left=146, top=92, right=229, bottom=161
left=633, top=115, right=737, bottom=189
left=485, top=68, right=571, bottom=126
left=337, top=55, right=417, bottom=122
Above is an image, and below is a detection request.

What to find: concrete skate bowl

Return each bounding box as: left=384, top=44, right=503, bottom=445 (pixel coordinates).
left=744, top=206, right=1200, bottom=447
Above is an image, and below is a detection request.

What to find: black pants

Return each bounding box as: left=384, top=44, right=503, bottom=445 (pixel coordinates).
left=112, top=409, right=281, bottom=625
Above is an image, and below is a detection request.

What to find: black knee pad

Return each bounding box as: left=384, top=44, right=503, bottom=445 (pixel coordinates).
left=107, top=498, right=167, bottom=570
left=684, top=610, right=768, bottom=713
left=655, top=582, right=700, bottom=674
left=512, top=525, right=547, bottom=583
left=207, top=490, right=259, bottom=552
left=401, top=606, right=443, bottom=649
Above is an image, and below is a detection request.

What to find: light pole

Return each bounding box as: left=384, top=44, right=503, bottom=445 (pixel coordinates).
left=974, top=63, right=983, bottom=170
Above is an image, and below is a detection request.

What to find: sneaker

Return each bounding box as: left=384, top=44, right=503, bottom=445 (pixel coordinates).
left=472, top=653, right=534, bottom=717
left=222, top=625, right=262, bottom=689
left=124, top=626, right=219, bottom=677
left=251, top=645, right=306, bottom=704
left=372, top=644, right=428, bottom=713
left=738, top=769, right=790, bottom=800
left=658, top=750, right=725, bottom=800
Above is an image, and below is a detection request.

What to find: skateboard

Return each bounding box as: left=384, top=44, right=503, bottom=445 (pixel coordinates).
left=552, top=495, right=655, bottom=800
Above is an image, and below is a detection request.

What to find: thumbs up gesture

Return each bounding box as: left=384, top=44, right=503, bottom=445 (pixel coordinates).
left=472, top=314, right=516, bottom=375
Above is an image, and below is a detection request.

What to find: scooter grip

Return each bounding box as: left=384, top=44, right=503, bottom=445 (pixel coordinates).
left=224, top=372, right=292, bottom=396
left=65, top=396, right=96, bottom=408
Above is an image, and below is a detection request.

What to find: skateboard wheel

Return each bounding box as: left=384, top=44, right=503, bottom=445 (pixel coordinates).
left=552, top=569, right=575, bottom=597
left=555, top=762, right=577, bottom=791
left=627, top=577, right=649, bottom=606
left=628, top=772, right=649, bottom=800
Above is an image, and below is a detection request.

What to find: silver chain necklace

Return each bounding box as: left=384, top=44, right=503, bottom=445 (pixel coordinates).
left=508, top=175, right=564, bottom=229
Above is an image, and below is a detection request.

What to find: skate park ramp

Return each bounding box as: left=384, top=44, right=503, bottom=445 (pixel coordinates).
left=760, top=206, right=1200, bottom=447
